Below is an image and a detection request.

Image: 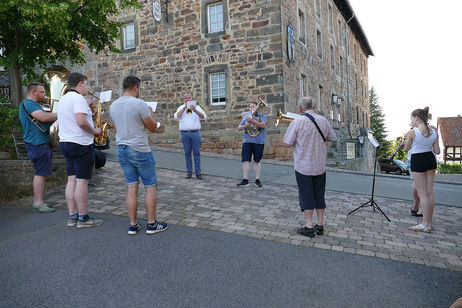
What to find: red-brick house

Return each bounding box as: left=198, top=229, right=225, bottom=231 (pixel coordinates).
left=438, top=115, right=462, bottom=163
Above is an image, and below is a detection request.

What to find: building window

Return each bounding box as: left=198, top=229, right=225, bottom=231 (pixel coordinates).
left=315, top=0, right=321, bottom=18
left=208, top=2, right=224, bottom=33
left=354, top=43, right=357, bottom=64
left=330, top=45, right=335, bottom=70
left=210, top=72, right=226, bottom=105
left=339, top=55, right=343, bottom=79
left=300, top=74, right=306, bottom=98
left=338, top=20, right=342, bottom=45
left=316, top=29, right=322, bottom=59
left=328, top=4, right=333, bottom=34
left=298, top=9, right=306, bottom=45
left=122, top=23, right=135, bottom=50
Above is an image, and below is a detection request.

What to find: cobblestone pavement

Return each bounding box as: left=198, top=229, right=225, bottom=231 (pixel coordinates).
left=40, top=161, right=462, bottom=272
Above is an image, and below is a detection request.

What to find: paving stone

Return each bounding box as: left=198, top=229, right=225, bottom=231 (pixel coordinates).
left=35, top=161, right=462, bottom=272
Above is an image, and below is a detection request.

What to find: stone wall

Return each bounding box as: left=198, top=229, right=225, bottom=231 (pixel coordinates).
left=0, top=159, right=67, bottom=205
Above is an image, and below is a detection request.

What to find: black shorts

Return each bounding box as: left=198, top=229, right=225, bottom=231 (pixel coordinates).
left=59, top=142, right=95, bottom=179
left=295, top=171, right=326, bottom=211
left=411, top=151, right=437, bottom=172
left=26, top=143, right=53, bottom=176
left=241, top=143, right=264, bottom=162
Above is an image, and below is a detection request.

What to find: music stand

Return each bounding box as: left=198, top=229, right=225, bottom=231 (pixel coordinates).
left=348, top=130, right=390, bottom=222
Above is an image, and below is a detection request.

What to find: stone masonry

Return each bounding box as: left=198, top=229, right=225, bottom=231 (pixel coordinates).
left=82, top=0, right=373, bottom=163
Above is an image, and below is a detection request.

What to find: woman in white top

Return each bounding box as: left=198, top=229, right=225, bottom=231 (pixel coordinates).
left=404, top=107, right=440, bottom=233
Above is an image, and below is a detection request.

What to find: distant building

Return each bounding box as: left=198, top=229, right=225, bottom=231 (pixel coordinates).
left=81, top=0, right=374, bottom=166
left=438, top=115, right=462, bottom=163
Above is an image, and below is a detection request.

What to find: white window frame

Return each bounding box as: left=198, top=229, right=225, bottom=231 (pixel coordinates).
left=207, top=2, right=224, bottom=33
left=298, top=9, right=306, bottom=45
left=328, top=3, right=333, bottom=34
left=210, top=72, right=226, bottom=106
left=316, top=29, right=322, bottom=59
left=315, top=0, right=321, bottom=18
left=123, top=23, right=135, bottom=50
left=300, top=74, right=306, bottom=98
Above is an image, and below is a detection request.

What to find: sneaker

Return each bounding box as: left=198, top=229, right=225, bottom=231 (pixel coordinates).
left=196, top=174, right=203, bottom=180
left=77, top=216, right=104, bottom=229
left=237, top=179, right=249, bottom=187
left=67, top=217, right=78, bottom=227
left=128, top=223, right=141, bottom=235
left=296, top=226, right=316, bottom=238
left=146, top=221, right=168, bottom=234
left=255, top=179, right=262, bottom=188
left=32, top=203, right=56, bottom=213
left=186, top=173, right=192, bottom=179
left=314, top=224, right=324, bottom=235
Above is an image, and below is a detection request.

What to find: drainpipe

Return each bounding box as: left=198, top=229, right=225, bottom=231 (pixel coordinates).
left=345, top=12, right=354, bottom=138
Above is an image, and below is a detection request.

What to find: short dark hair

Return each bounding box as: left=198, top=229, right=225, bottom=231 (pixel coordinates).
left=122, top=76, right=141, bottom=91
left=67, top=72, right=87, bottom=88
left=27, top=82, right=44, bottom=94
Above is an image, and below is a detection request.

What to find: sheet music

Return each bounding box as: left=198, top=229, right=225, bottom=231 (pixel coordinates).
left=145, top=101, right=158, bottom=112
left=186, top=100, right=197, bottom=108
left=286, top=112, right=300, bottom=118
left=98, top=90, right=112, bottom=102
left=241, top=111, right=252, bottom=120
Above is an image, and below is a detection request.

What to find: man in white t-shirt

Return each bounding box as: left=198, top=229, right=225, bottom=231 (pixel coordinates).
left=57, top=72, right=103, bottom=228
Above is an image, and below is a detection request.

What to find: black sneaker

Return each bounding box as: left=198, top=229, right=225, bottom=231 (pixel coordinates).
left=296, top=226, right=316, bottom=238
left=146, top=221, right=168, bottom=235
left=255, top=179, right=262, bottom=188
left=186, top=173, right=192, bottom=179
left=196, top=174, right=203, bottom=180
left=128, top=223, right=141, bottom=235
left=237, top=179, right=249, bottom=187
left=314, top=224, right=324, bottom=235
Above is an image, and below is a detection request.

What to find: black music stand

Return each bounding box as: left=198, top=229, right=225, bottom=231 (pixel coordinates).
left=348, top=131, right=390, bottom=222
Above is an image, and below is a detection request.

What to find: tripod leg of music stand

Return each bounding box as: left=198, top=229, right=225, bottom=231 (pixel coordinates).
left=348, top=199, right=372, bottom=216
left=372, top=200, right=391, bottom=222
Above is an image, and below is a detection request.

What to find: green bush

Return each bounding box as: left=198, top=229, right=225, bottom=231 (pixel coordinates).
left=438, top=162, right=462, bottom=174
left=0, top=97, right=21, bottom=159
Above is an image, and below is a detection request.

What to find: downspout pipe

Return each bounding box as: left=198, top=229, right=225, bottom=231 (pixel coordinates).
left=345, top=12, right=354, bottom=138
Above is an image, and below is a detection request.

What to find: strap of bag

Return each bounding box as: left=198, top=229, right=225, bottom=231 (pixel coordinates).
left=21, top=101, right=49, bottom=135
left=304, top=113, right=326, bottom=142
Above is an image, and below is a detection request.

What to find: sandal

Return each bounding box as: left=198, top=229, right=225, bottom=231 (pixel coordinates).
left=408, top=224, right=431, bottom=233
left=410, top=209, right=423, bottom=217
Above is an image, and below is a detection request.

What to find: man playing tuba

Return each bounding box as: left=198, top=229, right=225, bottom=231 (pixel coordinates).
left=236, top=101, right=268, bottom=188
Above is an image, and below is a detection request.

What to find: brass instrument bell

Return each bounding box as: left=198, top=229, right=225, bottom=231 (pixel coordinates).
left=275, top=109, right=296, bottom=126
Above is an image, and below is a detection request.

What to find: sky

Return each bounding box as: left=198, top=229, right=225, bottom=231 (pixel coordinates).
left=348, top=0, right=462, bottom=139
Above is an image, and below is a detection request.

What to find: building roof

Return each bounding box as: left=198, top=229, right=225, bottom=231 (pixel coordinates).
left=437, top=115, right=462, bottom=147
left=334, top=0, right=374, bottom=56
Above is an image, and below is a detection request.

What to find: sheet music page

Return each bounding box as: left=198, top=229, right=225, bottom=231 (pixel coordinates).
left=186, top=100, right=197, bottom=108
left=145, top=101, right=158, bottom=112
left=99, top=90, right=112, bottom=102
left=286, top=112, right=300, bottom=118
left=241, top=111, right=252, bottom=120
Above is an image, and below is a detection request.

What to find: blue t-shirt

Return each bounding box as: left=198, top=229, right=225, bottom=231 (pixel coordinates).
left=18, top=99, right=50, bottom=145
left=240, top=113, right=267, bottom=144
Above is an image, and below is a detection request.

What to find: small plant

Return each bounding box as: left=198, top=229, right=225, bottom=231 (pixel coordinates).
left=0, top=97, right=21, bottom=159
left=438, top=162, right=462, bottom=174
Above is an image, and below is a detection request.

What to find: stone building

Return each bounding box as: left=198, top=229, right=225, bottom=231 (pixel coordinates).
left=82, top=0, right=373, bottom=165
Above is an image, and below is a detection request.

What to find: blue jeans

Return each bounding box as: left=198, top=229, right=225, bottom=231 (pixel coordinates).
left=117, top=145, right=157, bottom=186
left=181, top=131, right=201, bottom=174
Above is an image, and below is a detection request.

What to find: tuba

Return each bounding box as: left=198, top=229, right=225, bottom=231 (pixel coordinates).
left=87, top=91, right=110, bottom=149
left=246, top=97, right=269, bottom=137
left=42, top=67, right=69, bottom=148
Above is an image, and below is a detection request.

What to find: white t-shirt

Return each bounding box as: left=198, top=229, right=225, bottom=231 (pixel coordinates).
left=57, top=91, right=95, bottom=145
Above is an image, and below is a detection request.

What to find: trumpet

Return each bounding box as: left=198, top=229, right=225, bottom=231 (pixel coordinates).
left=275, top=109, right=296, bottom=126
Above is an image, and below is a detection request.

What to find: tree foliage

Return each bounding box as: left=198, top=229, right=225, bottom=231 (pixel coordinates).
left=369, top=87, right=389, bottom=157
left=0, top=0, right=141, bottom=105
left=386, top=138, right=408, bottom=161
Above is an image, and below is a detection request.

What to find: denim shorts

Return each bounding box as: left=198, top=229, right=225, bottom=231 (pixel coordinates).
left=117, top=145, right=157, bottom=186
left=59, top=142, right=95, bottom=179
left=26, top=143, right=53, bottom=176
left=241, top=143, right=264, bottom=162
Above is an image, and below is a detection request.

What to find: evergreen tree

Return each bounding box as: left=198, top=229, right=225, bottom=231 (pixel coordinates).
left=369, top=87, right=388, bottom=157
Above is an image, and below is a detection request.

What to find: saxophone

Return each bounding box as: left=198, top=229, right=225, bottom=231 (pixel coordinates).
left=88, top=91, right=110, bottom=149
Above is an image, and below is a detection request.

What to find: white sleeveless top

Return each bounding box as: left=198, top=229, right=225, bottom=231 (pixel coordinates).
left=411, top=127, right=436, bottom=154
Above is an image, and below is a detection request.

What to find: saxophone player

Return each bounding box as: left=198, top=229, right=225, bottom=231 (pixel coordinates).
left=57, top=72, right=104, bottom=228
left=236, top=102, right=267, bottom=188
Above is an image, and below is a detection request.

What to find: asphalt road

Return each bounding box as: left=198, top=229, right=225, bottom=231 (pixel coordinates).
left=1, top=207, right=461, bottom=307
left=103, top=147, right=462, bottom=207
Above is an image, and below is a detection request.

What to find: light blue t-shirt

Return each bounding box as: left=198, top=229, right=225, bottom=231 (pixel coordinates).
left=240, top=113, right=267, bottom=144
left=18, top=99, right=50, bottom=145
left=110, top=96, right=151, bottom=153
